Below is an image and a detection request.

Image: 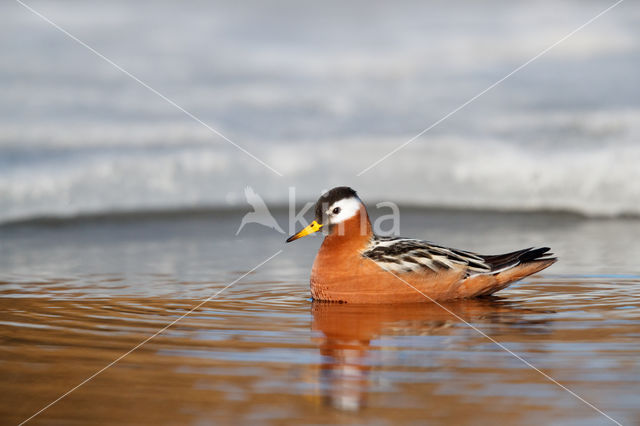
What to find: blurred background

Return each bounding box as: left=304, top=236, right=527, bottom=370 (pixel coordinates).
left=2, top=2, right=640, bottom=425
left=1, top=0, right=639, bottom=223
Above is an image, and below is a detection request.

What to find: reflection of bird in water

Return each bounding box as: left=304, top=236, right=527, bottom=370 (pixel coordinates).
left=235, top=186, right=284, bottom=235
left=310, top=298, right=551, bottom=412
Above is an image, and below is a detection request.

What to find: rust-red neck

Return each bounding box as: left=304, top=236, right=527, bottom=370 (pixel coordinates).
left=323, top=205, right=373, bottom=250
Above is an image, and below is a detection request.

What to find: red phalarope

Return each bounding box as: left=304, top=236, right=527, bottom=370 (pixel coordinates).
left=287, top=187, right=556, bottom=304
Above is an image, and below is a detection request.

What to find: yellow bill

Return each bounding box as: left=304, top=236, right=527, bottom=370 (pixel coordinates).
left=286, top=220, right=323, bottom=242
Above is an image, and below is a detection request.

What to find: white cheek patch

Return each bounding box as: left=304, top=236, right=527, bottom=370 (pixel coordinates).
left=327, top=197, right=362, bottom=225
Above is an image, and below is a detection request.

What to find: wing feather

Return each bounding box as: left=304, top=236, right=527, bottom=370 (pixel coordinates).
left=362, top=236, right=554, bottom=277
left=362, top=236, right=491, bottom=275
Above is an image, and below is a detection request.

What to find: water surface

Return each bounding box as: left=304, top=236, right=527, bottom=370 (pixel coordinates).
left=1, top=210, right=639, bottom=424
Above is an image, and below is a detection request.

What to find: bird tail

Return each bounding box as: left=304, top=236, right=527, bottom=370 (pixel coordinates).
left=481, top=247, right=556, bottom=274
left=460, top=247, right=556, bottom=298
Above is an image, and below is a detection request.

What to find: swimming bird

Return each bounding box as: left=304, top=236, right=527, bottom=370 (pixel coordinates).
left=286, top=187, right=556, bottom=304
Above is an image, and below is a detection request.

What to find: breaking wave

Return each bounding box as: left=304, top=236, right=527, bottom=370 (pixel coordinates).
left=1, top=0, right=639, bottom=223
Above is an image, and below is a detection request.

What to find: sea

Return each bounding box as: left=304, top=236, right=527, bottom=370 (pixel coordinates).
left=1, top=1, right=639, bottom=425
left=1, top=0, right=639, bottom=222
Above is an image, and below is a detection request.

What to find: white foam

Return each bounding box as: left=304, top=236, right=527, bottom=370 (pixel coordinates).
left=2, top=123, right=639, bottom=223
left=1, top=1, right=639, bottom=223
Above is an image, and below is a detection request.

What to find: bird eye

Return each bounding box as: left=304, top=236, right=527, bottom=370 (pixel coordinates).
left=332, top=207, right=341, bottom=214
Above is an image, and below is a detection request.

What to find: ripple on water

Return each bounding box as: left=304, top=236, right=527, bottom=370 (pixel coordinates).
left=0, top=275, right=639, bottom=424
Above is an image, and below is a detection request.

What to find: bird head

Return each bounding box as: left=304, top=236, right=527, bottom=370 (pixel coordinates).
left=286, top=187, right=365, bottom=242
